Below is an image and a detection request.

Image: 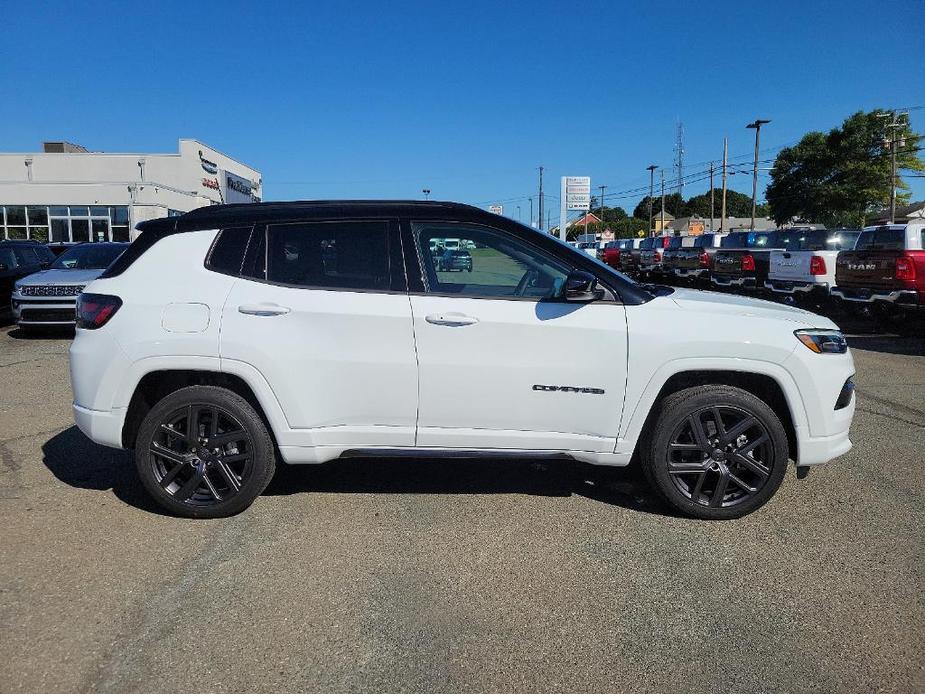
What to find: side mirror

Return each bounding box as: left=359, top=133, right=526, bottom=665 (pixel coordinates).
left=562, top=270, right=604, bottom=302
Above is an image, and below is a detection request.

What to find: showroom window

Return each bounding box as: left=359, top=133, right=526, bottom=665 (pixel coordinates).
left=1, top=205, right=130, bottom=242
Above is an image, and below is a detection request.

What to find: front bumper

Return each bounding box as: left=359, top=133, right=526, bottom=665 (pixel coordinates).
left=12, top=292, right=78, bottom=325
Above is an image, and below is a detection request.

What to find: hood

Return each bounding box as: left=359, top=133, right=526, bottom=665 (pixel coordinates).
left=667, top=287, right=839, bottom=329
left=16, top=268, right=105, bottom=286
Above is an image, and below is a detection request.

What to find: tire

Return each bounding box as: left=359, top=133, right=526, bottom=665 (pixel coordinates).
left=134, top=385, right=276, bottom=518
left=641, top=385, right=789, bottom=520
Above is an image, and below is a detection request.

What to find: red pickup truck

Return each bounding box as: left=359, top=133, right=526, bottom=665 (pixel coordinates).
left=832, top=222, right=925, bottom=331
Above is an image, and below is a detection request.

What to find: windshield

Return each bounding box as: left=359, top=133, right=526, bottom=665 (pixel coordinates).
left=51, top=243, right=126, bottom=270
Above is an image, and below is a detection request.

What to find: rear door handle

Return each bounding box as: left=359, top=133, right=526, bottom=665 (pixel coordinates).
left=425, top=312, right=479, bottom=326
left=238, top=303, right=291, bottom=316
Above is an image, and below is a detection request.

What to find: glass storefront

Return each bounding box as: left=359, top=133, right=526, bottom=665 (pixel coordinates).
left=0, top=205, right=130, bottom=242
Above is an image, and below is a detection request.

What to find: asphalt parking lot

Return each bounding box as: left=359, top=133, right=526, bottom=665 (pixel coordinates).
left=0, top=324, right=923, bottom=694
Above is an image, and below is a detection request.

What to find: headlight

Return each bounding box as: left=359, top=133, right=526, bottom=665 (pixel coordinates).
left=794, top=329, right=848, bottom=354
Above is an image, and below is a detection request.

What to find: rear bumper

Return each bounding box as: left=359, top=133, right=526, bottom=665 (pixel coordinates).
left=831, top=287, right=921, bottom=305
left=711, top=275, right=757, bottom=288
left=674, top=267, right=707, bottom=278
left=73, top=403, right=126, bottom=449
left=765, top=279, right=828, bottom=295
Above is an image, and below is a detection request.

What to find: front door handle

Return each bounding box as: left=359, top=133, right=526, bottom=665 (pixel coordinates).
left=425, top=312, right=479, bottom=326
left=238, top=303, right=291, bottom=317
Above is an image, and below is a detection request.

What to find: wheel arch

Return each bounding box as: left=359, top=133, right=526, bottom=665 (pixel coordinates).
left=621, top=361, right=807, bottom=462
left=122, top=369, right=281, bottom=450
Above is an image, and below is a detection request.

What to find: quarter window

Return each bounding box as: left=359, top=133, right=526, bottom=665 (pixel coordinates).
left=262, top=221, right=391, bottom=291
left=414, top=222, right=569, bottom=299
left=206, top=227, right=253, bottom=276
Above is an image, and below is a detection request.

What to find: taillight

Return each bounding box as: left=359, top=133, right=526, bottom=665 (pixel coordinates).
left=810, top=255, right=827, bottom=276
left=654, top=251, right=662, bottom=262
left=699, top=250, right=710, bottom=268
left=76, top=293, right=122, bottom=329
left=895, top=255, right=917, bottom=282
left=741, top=254, right=756, bottom=272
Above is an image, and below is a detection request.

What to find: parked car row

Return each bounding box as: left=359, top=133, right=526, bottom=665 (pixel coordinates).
left=601, top=222, right=925, bottom=333
left=0, top=240, right=128, bottom=331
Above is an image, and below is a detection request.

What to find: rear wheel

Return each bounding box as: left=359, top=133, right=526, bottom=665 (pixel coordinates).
left=641, top=385, right=789, bottom=520
left=135, top=386, right=275, bottom=518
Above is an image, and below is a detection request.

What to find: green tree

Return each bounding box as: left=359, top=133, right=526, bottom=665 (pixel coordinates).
left=681, top=188, right=763, bottom=218
left=633, top=193, right=683, bottom=220
left=766, top=110, right=924, bottom=227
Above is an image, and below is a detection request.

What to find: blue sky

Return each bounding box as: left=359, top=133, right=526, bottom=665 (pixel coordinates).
left=3, top=0, right=924, bottom=222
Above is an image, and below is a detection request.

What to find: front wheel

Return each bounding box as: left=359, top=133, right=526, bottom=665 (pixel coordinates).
left=135, top=386, right=276, bottom=518
left=641, top=385, right=789, bottom=520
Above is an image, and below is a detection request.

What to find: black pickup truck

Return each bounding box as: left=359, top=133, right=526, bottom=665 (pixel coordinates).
left=710, top=230, right=803, bottom=292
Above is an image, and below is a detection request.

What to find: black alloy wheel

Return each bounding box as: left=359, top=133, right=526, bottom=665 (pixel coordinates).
left=135, top=386, right=275, bottom=518
left=149, top=404, right=252, bottom=507
left=642, top=385, right=789, bottom=520
left=666, top=405, right=773, bottom=509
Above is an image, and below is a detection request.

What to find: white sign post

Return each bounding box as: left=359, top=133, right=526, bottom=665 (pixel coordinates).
left=560, top=176, right=590, bottom=239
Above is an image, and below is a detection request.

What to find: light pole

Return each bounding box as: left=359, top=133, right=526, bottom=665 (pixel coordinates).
left=529, top=197, right=533, bottom=227
left=646, top=164, right=657, bottom=237
left=538, top=166, right=544, bottom=231
left=422, top=188, right=431, bottom=200
left=746, top=119, right=770, bottom=230
left=660, top=169, right=665, bottom=236
left=516, top=205, right=522, bottom=222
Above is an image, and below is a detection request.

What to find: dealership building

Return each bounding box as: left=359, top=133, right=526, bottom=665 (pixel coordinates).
left=0, top=139, right=261, bottom=243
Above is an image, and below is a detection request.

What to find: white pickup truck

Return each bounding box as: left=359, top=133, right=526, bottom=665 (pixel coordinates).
left=766, top=229, right=861, bottom=305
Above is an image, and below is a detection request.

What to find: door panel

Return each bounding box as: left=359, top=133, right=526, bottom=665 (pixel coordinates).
left=219, top=219, right=417, bottom=447
left=410, top=295, right=628, bottom=450
left=407, top=220, right=628, bottom=451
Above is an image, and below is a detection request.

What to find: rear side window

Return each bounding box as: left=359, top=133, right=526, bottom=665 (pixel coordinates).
left=206, top=227, right=253, bottom=276
left=263, top=221, right=390, bottom=291
left=855, top=228, right=905, bottom=251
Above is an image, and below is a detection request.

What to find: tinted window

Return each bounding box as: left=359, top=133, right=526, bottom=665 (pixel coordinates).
left=0, top=248, right=20, bottom=269
left=667, top=237, right=682, bottom=249
left=264, top=221, right=390, bottom=291
left=784, top=230, right=859, bottom=251
left=51, top=243, right=126, bottom=270
left=640, top=238, right=654, bottom=250
left=415, top=222, right=570, bottom=299
left=855, top=228, right=905, bottom=251
left=206, top=227, right=252, bottom=276
left=721, top=232, right=778, bottom=248
left=694, top=234, right=716, bottom=248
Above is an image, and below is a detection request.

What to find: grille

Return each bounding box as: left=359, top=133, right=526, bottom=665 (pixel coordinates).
left=19, top=284, right=85, bottom=297
left=20, top=308, right=76, bottom=323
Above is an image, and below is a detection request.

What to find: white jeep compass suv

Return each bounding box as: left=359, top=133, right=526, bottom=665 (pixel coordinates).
left=69, top=201, right=856, bottom=519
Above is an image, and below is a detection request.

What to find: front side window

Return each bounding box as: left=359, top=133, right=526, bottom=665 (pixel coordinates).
left=263, top=220, right=390, bottom=291
left=414, top=222, right=570, bottom=299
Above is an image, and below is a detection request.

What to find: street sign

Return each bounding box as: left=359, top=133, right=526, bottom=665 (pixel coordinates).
left=488, top=204, right=503, bottom=215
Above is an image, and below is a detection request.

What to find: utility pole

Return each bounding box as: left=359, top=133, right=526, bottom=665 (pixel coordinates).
left=709, top=162, right=715, bottom=231
left=879, top=111, right=908, bottom=223
left=721, top=137, right=728, bottom=232
left=660, top=169, right=665, bottom=236
left=528, top=197, right=533, bottom=227
left=599, top=185, right=607, bottom=227
left=646, top=164, right=657, bottom=237
left=746, top=119, right=771, bottom=231
left=538, top=166, right=544, bottom=230
left=674, top=121, right=685, bottom=196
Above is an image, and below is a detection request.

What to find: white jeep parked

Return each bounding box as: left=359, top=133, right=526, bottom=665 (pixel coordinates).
left=70, top=201, right=856, bottom=519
